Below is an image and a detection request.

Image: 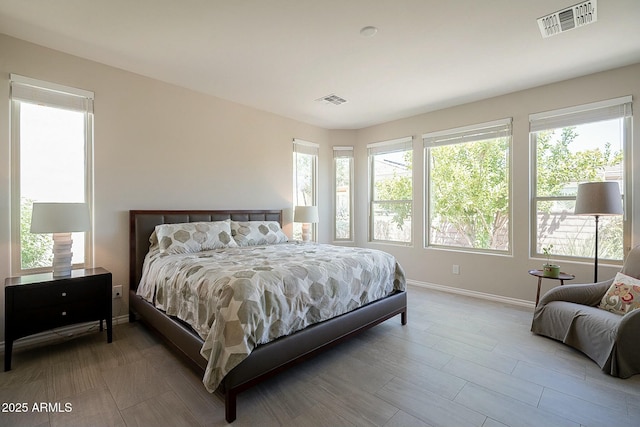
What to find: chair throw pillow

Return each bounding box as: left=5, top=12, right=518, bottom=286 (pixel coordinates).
left=598, top=272, right=640, bottom=315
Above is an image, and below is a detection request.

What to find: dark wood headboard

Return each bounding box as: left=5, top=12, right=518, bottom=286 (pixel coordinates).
left=129, top=209, right=282, bottom=290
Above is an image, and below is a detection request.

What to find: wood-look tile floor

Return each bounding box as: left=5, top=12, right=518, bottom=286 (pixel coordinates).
left=2, top=285, right=639, bottom=427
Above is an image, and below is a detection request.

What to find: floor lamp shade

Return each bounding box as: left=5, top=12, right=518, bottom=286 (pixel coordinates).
left=574, top=182, right=623, bottom=282
left=30, top=202, right=91, bottom=277
left=294, top=206, right=319, bottom=242
left=574, top=182, right=623, bottom=216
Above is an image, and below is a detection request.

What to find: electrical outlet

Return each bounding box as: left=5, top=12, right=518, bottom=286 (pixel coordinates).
left=452, top=264, right=460, bottom=275
left=112, top=285, right=123, bottom=299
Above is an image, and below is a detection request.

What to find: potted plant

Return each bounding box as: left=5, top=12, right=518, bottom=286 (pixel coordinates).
left=542, top=245, right=560, bottom=278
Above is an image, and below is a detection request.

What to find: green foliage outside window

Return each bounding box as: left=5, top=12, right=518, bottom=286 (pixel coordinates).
left=536, top=127, right=622, bottom=198
left=373, top=150, right=412, bottom=242
left=536, top=126, right=623, bottom=260
left=382, top=124, right=625, bottom=256
left=374, top=153, right=412, bottom=229
left=429, top=138, right=510, bottom=250
left=335, top=157, right=352, bottom=239
left=20, top=198, right=53, bottom=269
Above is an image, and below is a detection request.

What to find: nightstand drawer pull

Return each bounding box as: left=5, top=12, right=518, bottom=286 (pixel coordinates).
left=61, top=311, right=67, bottom=316
left=61, top=292, right=67, bottom=297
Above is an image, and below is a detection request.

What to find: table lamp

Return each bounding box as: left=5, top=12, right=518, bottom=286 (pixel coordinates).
left=294, top=206, right=319, bottom=242
left=30, top=202, right=91, bottom=277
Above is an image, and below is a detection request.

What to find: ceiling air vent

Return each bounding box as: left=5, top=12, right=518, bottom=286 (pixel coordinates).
left=315, top=94, right=347, bottom=105
left=537, top=0, right=597, bottom=38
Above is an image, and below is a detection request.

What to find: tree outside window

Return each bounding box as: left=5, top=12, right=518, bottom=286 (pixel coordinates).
left=425, top=119, right=511, bottom=252
left=533, top=122, right=624, bottom=261
left=428, top=137, right=510, bottom=251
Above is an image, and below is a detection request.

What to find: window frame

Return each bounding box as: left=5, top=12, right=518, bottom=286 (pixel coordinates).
left=293, top=138, right=319, bottom=241
left=333, top=146, right=354, bottom=242
left=423, top=118, right=512, bottom=254
left=367, top=136, right=414, bottom=245
left=10, top=74, right=94, bottom=275
left=529, top=96, right=632, bottom=263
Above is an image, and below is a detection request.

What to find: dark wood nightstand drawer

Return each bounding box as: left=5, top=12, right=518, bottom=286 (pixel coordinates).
left=12, top=281, right=104, bottom=309
left=12, top=302, right=102, bottom=337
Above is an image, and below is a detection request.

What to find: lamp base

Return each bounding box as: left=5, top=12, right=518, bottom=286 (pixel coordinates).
left=301, top=223, right=311, bottom=242
left=52, top=232, right=73, bottom=277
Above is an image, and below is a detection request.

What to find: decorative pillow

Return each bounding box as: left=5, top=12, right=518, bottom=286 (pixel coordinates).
left=598, top=272, right=640, bottom=315
left=155, top=221, right=237, bottom=254
left=230, top=221, right=288, bottom=246
left=149, top=230, right=159, bottom=251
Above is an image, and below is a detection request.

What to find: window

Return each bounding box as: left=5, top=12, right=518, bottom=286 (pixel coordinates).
left=424, top=119, right=512, bottom=252
left=530, top=96, right=631, bottom=262
left=10, top=74, right=94, bottom=273
left=368, top=137, right=413, bottom=244
left=293, top=139, right=318, bottom=241
left=333, top=146, right=353, bottom=241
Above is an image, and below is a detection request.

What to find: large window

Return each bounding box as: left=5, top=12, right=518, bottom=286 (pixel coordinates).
left=368, top=137, right=413, bottom=244
left=424, top=119, right=512, bottom=252
left=333, top=146, right=353, bottom=241
left=11, top=74, right=94, bottom=274
left=530, top=97, right=631, bottom=262
left=293, top=139, right=318, bottom=241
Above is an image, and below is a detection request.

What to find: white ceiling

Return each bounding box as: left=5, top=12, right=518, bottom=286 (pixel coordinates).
left=1, top=0, right=639, bottom=129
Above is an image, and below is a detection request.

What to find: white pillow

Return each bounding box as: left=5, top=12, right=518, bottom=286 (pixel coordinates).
left=155, top=221, right=237, bottom=254
left=598, top=272, right=640, bottom=315
left=230, top=221, right=288, bottom=246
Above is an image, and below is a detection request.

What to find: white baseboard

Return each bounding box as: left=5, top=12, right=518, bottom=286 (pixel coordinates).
left=407, top=279, right=535, bottom=309
left=0, top=314, right=130, bottom=353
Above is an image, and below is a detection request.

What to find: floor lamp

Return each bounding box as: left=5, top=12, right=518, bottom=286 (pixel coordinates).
left=574, top=182, right=623, bottom=283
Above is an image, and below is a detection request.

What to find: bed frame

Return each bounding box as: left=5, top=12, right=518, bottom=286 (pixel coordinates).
left=129, top=209, right=407, bottom=422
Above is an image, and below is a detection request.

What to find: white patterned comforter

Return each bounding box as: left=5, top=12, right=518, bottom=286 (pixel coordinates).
left=137, top=242, right=406, bottom=392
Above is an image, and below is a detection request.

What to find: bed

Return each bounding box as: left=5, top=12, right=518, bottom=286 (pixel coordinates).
left=129, top=209, right=407, bottom=422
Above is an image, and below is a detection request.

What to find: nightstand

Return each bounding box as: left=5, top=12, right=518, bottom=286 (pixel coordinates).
left=4, top=267, right=112, bottom=371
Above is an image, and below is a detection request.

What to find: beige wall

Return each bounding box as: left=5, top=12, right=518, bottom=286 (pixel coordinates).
left=0, top=34, right=331, bottom=341
left=354, top=63, right=640, bottom=302
left=1, top=32, right=639, bottom=343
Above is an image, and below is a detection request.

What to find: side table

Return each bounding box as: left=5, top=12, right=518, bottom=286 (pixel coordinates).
left=4, top=267, right=112, bottom=371
left=528, top=269, right=575, bottom=307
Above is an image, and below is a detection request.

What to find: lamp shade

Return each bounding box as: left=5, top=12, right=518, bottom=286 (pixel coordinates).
left=294, top=205, right=319, bottom=223
left=574, top=182, right=623, bottom=216
left=30, top=202, right=91, bottom=233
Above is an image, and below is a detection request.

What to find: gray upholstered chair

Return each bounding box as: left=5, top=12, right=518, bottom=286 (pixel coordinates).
left=531, top=246, right=640, bottom=378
